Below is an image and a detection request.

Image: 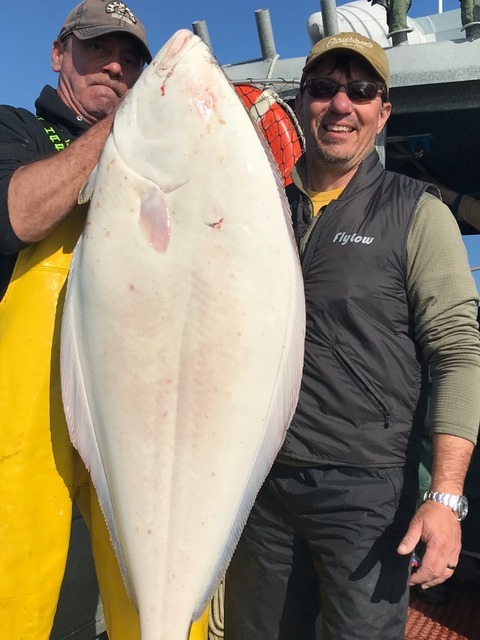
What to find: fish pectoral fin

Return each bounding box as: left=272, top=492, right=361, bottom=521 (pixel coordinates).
left=78, top=165, right=99, bottom=204
left=139, top=183, right=171, bottom=253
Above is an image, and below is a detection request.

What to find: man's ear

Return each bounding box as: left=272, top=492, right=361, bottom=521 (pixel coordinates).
left=52, top=39, right=64, bottom=73
left=377, top=100, right=392, bottom=135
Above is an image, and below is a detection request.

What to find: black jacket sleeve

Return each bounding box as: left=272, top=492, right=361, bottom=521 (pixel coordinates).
left=0, top=105, right=54, bottom=253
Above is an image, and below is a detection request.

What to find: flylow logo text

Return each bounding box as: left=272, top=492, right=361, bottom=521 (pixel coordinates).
left=333, top=231, right=374, bottom=246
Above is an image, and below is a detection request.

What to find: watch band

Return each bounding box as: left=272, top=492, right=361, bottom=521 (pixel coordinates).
left=423, top=491, right=468, bottom=521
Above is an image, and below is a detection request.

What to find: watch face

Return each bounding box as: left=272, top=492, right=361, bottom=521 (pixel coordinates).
left=458, top=496, right=469, bottom=520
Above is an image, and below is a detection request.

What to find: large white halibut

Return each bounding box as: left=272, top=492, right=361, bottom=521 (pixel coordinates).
left=61, top=29, right=305, bottom=639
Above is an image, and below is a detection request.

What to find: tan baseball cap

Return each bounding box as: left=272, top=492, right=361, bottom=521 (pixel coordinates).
left=302, top=32, right=389, bottom=91
left=58, top=0, right=152, bottom=63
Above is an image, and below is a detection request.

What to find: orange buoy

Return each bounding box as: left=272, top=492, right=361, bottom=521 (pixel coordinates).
left=235, top=84, right=303, bottom=187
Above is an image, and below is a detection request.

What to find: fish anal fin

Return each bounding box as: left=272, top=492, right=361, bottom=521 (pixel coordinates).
left=60, top=277, right=137, bottom=607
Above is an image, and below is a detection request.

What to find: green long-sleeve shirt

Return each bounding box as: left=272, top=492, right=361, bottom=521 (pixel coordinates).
left=408, top=193, right=480, bottom=444
left=294, top=166, right=480, bottom=445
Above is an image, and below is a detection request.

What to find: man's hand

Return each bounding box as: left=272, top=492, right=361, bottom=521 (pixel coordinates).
left=397, top=500, right=461, bottom=589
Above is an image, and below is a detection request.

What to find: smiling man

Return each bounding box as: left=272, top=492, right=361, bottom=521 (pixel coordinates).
left=224, top=32, right=480, bottom=640
left=299, top=39, right=390, bottom=182
left=0, top=2, right=152, bottom=639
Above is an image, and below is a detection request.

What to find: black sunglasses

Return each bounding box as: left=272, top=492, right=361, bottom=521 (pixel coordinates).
left=302, top=78, right=386, bottom=102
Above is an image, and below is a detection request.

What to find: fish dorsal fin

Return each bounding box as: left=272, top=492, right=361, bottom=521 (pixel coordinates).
left=78, top=165, right=99, bottom=205
left=60, top=245, right=138, bottom=607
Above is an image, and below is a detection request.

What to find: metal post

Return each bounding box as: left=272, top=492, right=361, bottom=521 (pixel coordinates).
left=392, top=31, right=409, bottom=45
left=254, top=9, right=277, bottom=59
left=460, top=0, right=480, bottom=39
left=321, top=0, right=339, bottom=36
left=192, top=20, right=212, bottom=50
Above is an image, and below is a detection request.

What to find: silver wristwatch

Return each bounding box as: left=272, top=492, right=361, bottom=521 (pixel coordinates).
left=423, top=491, right=469, bottom=521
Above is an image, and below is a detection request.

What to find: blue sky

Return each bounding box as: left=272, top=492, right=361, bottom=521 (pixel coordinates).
left=2, top=0, right=477, bottom=287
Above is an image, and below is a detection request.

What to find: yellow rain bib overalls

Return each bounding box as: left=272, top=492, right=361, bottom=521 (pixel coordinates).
left=0, top=128, right=208, bottom=639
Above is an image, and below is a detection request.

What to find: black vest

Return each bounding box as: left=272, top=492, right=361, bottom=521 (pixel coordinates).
left=280, top=152, right=434, bottom=468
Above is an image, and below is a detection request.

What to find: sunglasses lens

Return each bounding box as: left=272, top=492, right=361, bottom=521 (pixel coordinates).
left=306, top=79, right=338, bottom=99
left=348, top=81, right=379, bottom=101
left=306, top=79, right=380, bottom=101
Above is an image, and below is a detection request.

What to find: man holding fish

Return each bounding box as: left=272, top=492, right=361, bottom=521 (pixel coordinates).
left=224, top=32, right=480, bottom=640
left=0, top=2, right=162, bottom=638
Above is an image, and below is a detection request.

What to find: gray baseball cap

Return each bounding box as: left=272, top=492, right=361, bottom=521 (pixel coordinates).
left=58, top=0, right=152, bottom=63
